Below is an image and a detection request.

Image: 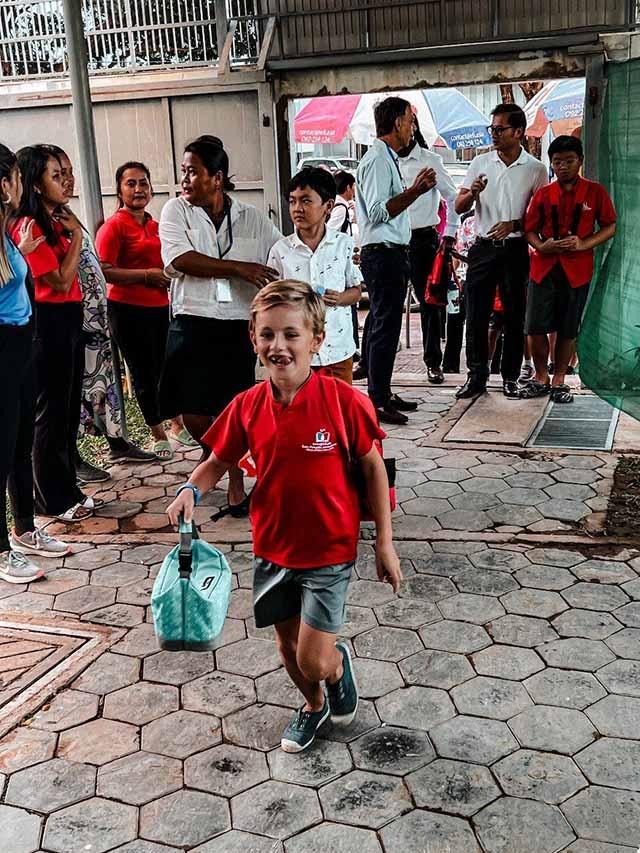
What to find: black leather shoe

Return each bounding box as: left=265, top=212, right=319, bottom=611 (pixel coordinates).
left=352, top=365, right=368, bottom=381
left=375, top=404, right=409, bottom=425
left=389, top=393, right=418, bottom=412
left=427, top=367, right=444, bottom=384
left=503, top=380, right=520, bottom=399
left=455, top=379, right=486, bottom=400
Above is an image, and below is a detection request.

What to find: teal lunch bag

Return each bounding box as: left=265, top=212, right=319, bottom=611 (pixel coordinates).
left=151, top=518, right=232, bottom=651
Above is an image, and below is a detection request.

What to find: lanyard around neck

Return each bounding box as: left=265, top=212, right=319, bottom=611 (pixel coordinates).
left=384, top=142, right=407, bottom=191
left=212, top=198, right=233, bottom=260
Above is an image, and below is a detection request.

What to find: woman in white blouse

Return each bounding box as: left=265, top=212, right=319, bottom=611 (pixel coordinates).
left=159, top=135, right=281, bottom=515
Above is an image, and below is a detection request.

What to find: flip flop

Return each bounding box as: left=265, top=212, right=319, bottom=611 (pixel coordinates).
left=171, top=428, right=198, bottom=447
left=81, top=496, right=105, bottom=510
left=153, top=440, right=174, bottom=460
left=550, top=384, right=574, bottom=404
left=54, top=502, right=93, bottom=523
left=519, top=380, right=551, bottom=399
left=210, top=492, right=252, bottom=522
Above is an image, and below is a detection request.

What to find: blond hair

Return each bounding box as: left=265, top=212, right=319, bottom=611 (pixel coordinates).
left=250, top=279, right=325, bottom=336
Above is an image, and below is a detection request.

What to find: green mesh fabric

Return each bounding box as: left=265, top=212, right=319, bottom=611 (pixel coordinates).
left=577, top=59, right=640, bottom=419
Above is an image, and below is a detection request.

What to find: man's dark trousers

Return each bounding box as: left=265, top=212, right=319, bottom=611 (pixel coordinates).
left=464, top=238, right=529, bottom=385
left=361, top=245, right=409, bottom=408
left=409, top=226, right=441, bottom=369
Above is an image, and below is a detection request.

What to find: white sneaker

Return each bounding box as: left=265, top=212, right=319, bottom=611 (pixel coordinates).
left=0, top=550, right=46, bottom=584
left=9, top=527, right=71, bottom=557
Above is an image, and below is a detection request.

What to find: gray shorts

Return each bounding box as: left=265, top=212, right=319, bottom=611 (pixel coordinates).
left=253, top=558, right=354, bottom=634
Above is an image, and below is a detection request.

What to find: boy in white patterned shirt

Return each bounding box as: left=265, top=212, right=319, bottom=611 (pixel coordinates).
left=267, top=167, right=362, bottom=384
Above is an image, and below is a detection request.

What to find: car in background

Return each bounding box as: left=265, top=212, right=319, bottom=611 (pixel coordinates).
left=296, top=156, right=359, bottom=174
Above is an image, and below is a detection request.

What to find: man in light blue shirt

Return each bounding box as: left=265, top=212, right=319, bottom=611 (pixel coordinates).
left=356, top=97, right=436, bottom=424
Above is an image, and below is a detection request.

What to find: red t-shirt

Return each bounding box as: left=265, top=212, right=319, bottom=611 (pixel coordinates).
left=10, top=218, right=82, bottom=304
left=203, top=373, right=385, bottom=569
left=95, top=209, right=168, bottom=308
left=524, top=177, right=617, bottom=288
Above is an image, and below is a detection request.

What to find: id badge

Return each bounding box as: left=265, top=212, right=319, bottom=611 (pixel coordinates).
left=216, top=279, right=232, bottom=302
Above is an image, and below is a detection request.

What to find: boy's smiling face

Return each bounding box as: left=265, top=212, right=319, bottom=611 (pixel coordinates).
left=289, top=184, right=333, bottom=234
left=251, top=303, right=324, bottom=386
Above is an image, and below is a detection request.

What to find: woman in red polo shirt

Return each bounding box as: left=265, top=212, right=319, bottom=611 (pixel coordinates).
left=11, top=145, right=98, bottom=522
left=96, top=162, right=189, bottom=459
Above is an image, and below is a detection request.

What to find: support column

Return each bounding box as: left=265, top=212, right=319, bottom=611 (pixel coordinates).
left=583, top=51, right=606, bottom=182
left=62, top=0, right=104, bottom=234
left=216, top=0, right=229, bottom=64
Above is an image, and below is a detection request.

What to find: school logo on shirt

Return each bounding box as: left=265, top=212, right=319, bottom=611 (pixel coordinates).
left=302, top=428, right=337, bottom=453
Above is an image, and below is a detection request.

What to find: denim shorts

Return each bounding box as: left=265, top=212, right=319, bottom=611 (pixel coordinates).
left=252, top=558, right=354, bottom=634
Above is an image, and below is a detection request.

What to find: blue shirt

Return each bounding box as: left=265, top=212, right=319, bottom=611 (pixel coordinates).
left=356, top=138, right=411, bottom=247
left=0, top=236, right=31, bottom=326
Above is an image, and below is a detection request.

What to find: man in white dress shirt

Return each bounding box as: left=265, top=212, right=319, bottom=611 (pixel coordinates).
left=399, top=118, right=459, bottom=384
left=454, top=104, right=548, bottom=400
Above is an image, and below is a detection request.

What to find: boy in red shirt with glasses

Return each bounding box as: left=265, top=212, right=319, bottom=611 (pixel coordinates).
left=521, top=136, right=616, bottom=403
left=167, top=279, right=401, bottom=753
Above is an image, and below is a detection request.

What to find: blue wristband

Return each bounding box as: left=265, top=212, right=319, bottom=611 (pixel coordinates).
left=176, top=483, right=201, bottom=506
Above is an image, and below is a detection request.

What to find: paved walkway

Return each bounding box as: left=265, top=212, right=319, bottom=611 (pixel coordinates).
left=0, top=384, right=639, bottom=853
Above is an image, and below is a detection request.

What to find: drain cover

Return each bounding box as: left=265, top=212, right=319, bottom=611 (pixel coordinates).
left=529, top=395, right=619, bottom=451
left=0, top=615, right=123, bottom=737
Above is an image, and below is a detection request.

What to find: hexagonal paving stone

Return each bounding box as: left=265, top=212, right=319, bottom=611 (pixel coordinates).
left=0, top=803, right=42, bottom=853
left=111, top=623, right=161, bottom=658
left=380, top=809, right=481, bottom=853
left=6, top=757, right=96, bottom=812
left=122, top=543, right=170, bottom=565
left=622, top=578, right=640, bottom=600
left=489, top=504, right=544, bottom=527
left=352, top=658, right=404, bottom=699
left=140, top=789, right=230, bottom=848
left=461, top=477, right=510, bottom=495
left=90, top=563, right=148, bottom=587
left=430, top=715, right=518, bottom=765
left=614, top=601, right=640, bottom=627
left=402, top=496, right=452, bottom=517
left=223, top=703, right=295, bottom=751
left=515, top=564, right=576, bottom=591
left=573, top=559, right=637, bottom=584
left=142, top=710, right=221, bottom=759
left=506, top=472, right=555, bottom=489
left=31, top=567, right=88, bottom=595
left=437, top=509, right=492, bottom=531
left=84, top=603, right=145, bottom=627
left=558, top=842, right=637, bottom=853
left=376, top=686, right=455, bottom=730
left=66, top=548, right=122, bottom=569
left=526, top=548, right=586, bottom=568
left=558, top=455, right=605, bottom=470
left=427, top=467, right=472, bottom=483
left=255, top=666, right=303, bottom=707
left=546, top=483, right=597, bottom=502
left=346, top=580, right=396, bottom=607
left=58, top=718, right=138, bottom=765
left=350, top=726, right=434, bottom=776
left=285, top=823, right=382, bottom=853
left=489, top=614, right=558, bottom=647
left=232, top=779, right=322, bottom=838
left=554, top=465, right=602, bottom=483
left=473, top=796, right=575, bottom=853
left=182, top=670, right=256, bottom=717
left=353, top=626, right=423, bottom=662
left=419, top=620, right=491, bottom=654
left=190, top=831, right=284, bottom=853
left=508, top=706, right=597, bottom=754
left=538, top=499, right=590, bottom=522
left=268, top=739, right=352, bottom=786
left=319, top=769, right=411, bottom=830
left=472, top=645, right=544, bottom=681
left=586, top=694, right=640, bottom=738
left=470, top=549, right=530, bottom=572
left=215, top=637, right=281, bottom=678
left=575, top=737, right=640, bottom=791
left=320, top=699, right=381, bottom=745
left=598, top=659, right=640, bottom=697
left=538, top=637, right=615, bottom=671
left=455, top=568, right=518, bottom=596
left=97, top=750, right=182, bottom=805
left=494, top=749, right=587, bottom=804
left=73, top=651, right=140, bottom=694
left=501, top=486, right=549, bottom=506
left=55, top=584, right=116, bottom=614
left=606, top=627, right=640, bottom=660
left=399, top=649, right=474, bottom=690
left=406, top=758, right=500, bottom=816
left=451, top=676, right=532, bottom=720
left=109, top=841, right=178, bottom=853
left=553, top=609, right=623, bottom=640
left=373, top=597, right=440, bottom=629
left=563, top=583, right=631, bottom=613
left=524, top=668, right=606, bottom=710
left=415, top=480, right=463, bottom=499
left=143, top=650, right=215, bottom=685
left=439, top=593, right=506, bottom=624
left=448, top=492, right=501, bottom=512
left=470, top=463, right=516, bottom=478
left=185, top=743, right=269, bottom=796
left=412, top=553, right=472, bottom=576
left=501, top=588, right=568, bottom=619
left=0, top=726, right=55, bottom=773
left=29, top=689, right=99, bottom=731
left=400, top=574, right=457, bottom=601
left=340, top=605, right=378, bottom=637
left=561, top=787, right=640, bottom=847
left=103, top=682, right=179, bottom=725
left=43, top=798, right=137, bottom=853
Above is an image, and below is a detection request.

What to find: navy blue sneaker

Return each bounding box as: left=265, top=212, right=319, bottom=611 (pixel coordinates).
left=327, top=641, right=359, bottom=725
left=281, top=700, right=330, bottom=753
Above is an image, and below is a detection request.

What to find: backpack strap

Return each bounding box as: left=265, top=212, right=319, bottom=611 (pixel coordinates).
left=334, top=201, right=351, bottom=234
left=317, top=375, right=353, bottom=465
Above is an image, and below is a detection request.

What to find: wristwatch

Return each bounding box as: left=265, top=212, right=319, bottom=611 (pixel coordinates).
left=176, top=483, right=201, bottom=505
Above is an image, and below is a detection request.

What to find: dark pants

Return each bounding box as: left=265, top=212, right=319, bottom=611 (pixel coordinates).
left=361, top=245, right=409, bottom=407
left=108, top=301, right=169, bottom=427
left=409, top=227, right=441, bottom=369
left=464, top=239, right=529, bottom=383
left=32, top=302, right=85, bottom=515
left=0, top=324, right=36, bottom=551
left=442, top=300, right=467, bottom=374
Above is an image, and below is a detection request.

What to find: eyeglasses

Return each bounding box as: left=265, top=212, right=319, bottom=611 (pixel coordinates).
left=486, top=125, right=515, bottom=135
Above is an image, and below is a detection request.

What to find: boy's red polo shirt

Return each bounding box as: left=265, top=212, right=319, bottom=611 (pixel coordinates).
left=10, top=217, right=82, bottom=304
left=203, top=373, right=385, bottom=569
left=524, top=177, right=616, bottom=288
left=95, top=209, right=168, bottom=308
